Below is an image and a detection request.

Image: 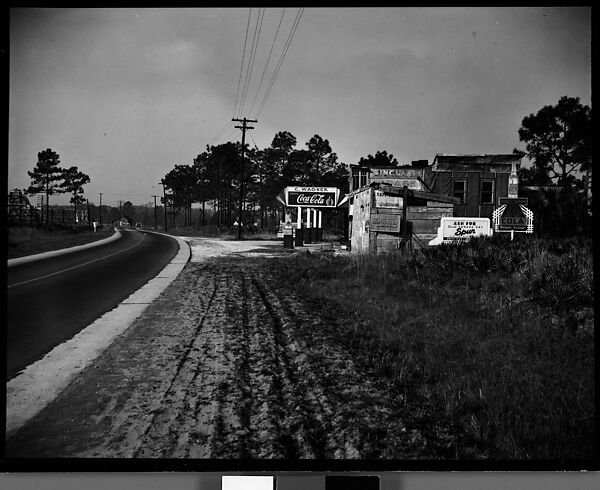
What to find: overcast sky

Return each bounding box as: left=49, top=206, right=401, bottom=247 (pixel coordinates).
left=9, top=7, right=591, bottom=207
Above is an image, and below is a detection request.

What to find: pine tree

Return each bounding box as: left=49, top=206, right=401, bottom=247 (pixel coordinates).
left=60, top=166, right=91, bottom=223
left=27, top=149, right=65, bottom=225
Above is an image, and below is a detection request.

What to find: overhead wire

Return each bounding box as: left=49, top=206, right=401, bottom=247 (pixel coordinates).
left=239, top=8, right=265, bottom=116
left=209, top=120, right=233, bottom=145
left=256, top=8, right=304, bottom=119
left=248, top=8, right=286, bottom=117
left=248, top=132, right=260, bottom=150
left=233, top=8, right=252, bottom=118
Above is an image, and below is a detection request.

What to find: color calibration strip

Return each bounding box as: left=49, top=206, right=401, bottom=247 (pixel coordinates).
left=222, top=475, right=380, bottom=490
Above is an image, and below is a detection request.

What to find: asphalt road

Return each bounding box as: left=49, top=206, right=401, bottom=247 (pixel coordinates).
left=6, top=228, right=180, bottom=381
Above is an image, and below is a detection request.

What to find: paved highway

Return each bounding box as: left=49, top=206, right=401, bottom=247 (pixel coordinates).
left=6, top=228, right=180, bottom=380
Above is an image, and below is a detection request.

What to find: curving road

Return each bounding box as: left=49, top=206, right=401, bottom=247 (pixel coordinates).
left=6, top=228, right=179, bottom=380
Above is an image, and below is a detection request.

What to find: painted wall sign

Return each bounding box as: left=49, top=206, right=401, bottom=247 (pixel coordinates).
left=370, top=213, right=401, bottom=233
left=374, top=190, right=403, bottom=209
left=429, top=217, right=492, bottom=245
left=369, top=168, right=422, bottom=178
left=370, top=177, right=423, bottom=190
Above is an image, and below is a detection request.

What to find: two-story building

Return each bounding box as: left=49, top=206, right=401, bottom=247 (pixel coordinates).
left=349, top=153, right=524, bottom=220
left=427, top=154, right=523, bottom=218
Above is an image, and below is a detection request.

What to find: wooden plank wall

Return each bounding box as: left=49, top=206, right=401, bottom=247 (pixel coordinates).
left=351, top=188, right=455, bottom=252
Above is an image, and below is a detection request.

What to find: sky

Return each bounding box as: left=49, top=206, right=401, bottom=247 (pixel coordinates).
left=8, top=7, right=591, bottom=207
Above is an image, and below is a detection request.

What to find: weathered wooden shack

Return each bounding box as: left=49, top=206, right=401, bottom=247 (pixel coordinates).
left=348, top=183, right=458, bottom=253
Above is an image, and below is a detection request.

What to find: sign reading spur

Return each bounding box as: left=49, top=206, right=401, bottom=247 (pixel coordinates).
left=429, top=217, right=492, bottom=245
left=277, top=186, right=346, bottom=208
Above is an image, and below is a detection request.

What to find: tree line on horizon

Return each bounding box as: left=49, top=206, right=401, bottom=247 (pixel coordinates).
left=162, top=131, right=351, bottom=229
left=20, top=95, right=591, bottom=234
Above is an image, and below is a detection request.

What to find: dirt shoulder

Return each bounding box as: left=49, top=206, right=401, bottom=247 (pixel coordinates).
left=6, top=238, right=427, bottom=459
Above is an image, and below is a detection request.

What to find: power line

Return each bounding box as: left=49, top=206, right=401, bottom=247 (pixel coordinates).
left=233, top=8, right=252, bottom=118
left=248, top=132, right=260, bottom=150
left=256, top=8, right=304, bottom=119
left=239, top=8, right=265, bottom=116
left=258, top=8, right=303, bottom=117
left=214, top=125, right=237, bottom=145
left=209, top=120, right=232, bottom=145
left=249, top=8, right=286, bottom=117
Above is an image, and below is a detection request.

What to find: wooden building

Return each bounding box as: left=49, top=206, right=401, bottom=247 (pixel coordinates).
left=426, top=154, right=523, bottom=219
left=348, top=183, right=458, bottom=253
left=349, top=154, right=524, bottom=221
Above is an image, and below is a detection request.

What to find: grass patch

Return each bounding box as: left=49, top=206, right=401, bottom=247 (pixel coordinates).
left=261, top=236, right=594, bottom=460
left=7, top=225, right=115, bottom=259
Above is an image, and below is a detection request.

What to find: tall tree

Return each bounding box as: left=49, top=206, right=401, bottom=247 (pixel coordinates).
left=27, top=149, right=65, bottom=225
left=518, top=96, right=592, bottom=186
left=163, top=164, right=199, bottom=227
left=60, top=166, right=90, bottom=222
left=306, top=134, right=334, bottom=177
left=357, top=150, right=399, bottom=167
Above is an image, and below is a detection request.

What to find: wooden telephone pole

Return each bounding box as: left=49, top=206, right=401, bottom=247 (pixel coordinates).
left=232, top=117, right=257, bottom=240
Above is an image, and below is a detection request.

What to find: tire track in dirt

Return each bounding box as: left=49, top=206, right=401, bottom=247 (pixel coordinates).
left=8, top=256, right=418, bottom=458
left=75, top=268, right=219, bottom=458
left=250, top=265, right=413, bottom=458
left=132, top=269, right=221, bottom=457
left=251, top=272, right=359, bottom=458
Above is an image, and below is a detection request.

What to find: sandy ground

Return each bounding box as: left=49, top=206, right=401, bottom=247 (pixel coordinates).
left=6, top=238, right=428, bottom=459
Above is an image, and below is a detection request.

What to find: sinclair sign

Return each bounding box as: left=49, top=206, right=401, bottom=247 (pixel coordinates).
left=279, top=186, right=344, bottom=208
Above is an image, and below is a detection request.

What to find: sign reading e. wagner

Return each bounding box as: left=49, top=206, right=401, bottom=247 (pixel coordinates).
left=286, top=186, right=339, bottom=208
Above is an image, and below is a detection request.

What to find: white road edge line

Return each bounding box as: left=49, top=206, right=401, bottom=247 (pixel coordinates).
left=6, top=230, right=191, bottom=438
left=7, top=228, right=122, bottom=268
left=8, top=235, right=145, bottom=289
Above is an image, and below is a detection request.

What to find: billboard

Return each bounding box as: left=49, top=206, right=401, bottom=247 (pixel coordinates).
left=494, top=198, right=534, bottom=233
left=429, top=217, right=492, bottom=245
left=280, top=186, right=343, bottom=208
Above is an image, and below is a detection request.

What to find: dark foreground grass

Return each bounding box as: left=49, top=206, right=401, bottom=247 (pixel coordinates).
left=262, top=235, right=594, bottom=460
left=7, top=225, right=115, bottom=259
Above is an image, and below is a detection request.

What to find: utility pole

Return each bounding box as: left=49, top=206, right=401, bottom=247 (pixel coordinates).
left=159, top=181, right=168, bottom=232
left=232, top=117, right=257, bottom=240
left=87, top=199, right=91, bottom=229
left=152, top=195, right=158, bottom=229
left=99, top=193, right=103, bottom=226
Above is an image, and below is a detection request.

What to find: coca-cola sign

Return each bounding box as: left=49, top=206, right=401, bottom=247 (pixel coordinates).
left=288, top=191, right=337, bottom=208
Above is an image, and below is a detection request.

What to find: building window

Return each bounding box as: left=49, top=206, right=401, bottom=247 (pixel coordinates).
left=481, top=180, right=495, bottom=204
left=352, top=170, right=368, bottom=191
left=359, top=170, right=368, bottom=188
left=453, top=179, right=466, bottom=203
